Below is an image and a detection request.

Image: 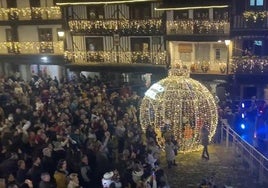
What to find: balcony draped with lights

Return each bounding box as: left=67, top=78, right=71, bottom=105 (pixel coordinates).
left=64, top=51, right=167, bottom=65
left=0, top=7, right=62, bottom=21
left=0, top=42, right=64, bottom=55
left=167, top=20, right=230, bottom=35
left=68, top=19, right=164, bottom=35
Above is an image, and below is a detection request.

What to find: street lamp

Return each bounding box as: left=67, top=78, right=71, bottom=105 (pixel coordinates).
left=225, top=40, right=230, bottom=74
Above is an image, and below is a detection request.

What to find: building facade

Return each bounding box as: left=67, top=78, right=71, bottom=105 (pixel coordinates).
left=1, top=0, right=268, bottom=101
left=0, top=0, right=65, bottom=81
left=231, top=0, right=268, bottom=101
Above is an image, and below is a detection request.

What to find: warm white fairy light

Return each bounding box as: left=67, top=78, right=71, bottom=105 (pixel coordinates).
left=140, top=63, right=218, bottom=152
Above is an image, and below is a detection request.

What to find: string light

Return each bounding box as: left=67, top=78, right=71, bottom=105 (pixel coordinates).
left=167, top=20, right=229, bottom=34
left=0, top=7, right=61, bottom=20
left=64, top=51, right=167, bottom=65
left=233, top=56, right=268, bottom=73
left=68, top=19, right=163, bottom=34
left=243, top=11, right=268, bottom=22
left=0, top=41, right=64, bottom=54
left=140, top=63, right=218, bottom=152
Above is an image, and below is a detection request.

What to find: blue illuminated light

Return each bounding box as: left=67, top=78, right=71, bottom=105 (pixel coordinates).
left=241, top=113, right=245, bottom=118
left=241, top=123, right=246, bottom=129
left=241, top=103, right=245, bottom=108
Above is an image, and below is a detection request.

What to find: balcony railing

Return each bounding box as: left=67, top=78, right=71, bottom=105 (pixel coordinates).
left=0, top=7, right=62, bottom=21
left=233, top=56, right=268, bottom=74
left=167, top=19, right=230, bottom=35
left=65, top=51, right=167, bottom=65
left=0, top=41, right=64, bottom=54
left=177, top=60, right=230, bottom=74
left=68, top=19, right=164, bottom=35
left=233, top=15, right=268, bottom=29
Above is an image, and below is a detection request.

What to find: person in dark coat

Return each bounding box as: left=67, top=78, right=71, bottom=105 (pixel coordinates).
left=79, top=154, right=94, bottom=187
left=200, top=126, right=210, bottom=160
left=16, top=160, right=28, bottom=185
left=27, top=156, right=43, bottom=188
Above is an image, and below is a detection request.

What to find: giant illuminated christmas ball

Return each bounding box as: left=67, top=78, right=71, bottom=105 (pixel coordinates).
left=140, top=64, right=218, bottom=152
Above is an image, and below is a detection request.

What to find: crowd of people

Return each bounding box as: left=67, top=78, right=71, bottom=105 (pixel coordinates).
left=0, top=73, right=170, bottom=188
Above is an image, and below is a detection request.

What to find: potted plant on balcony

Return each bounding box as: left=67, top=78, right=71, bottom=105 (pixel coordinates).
left=190, top=63, right=198, bottom=72
left=219, top=63, right=227, bottom=73
left=201, top=61, right=209, bottom=73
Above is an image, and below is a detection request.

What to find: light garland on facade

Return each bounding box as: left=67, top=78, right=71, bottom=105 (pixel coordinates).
left=140, top=63, right=218, bottom=152
left=167, top=20, right=229, bottom=35
left=243, top=11, right=268, bottom=22
left=0, top=7, right=61, bottom=20
left=233, top=56, right=268, bottom=73
left=0, top=41, right=64, bottom=54
left=64, top=51, right=167, bottom=65
left=68, top=19, right=163, bottom=34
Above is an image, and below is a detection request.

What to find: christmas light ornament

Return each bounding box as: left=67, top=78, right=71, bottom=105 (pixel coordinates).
left=140, top=63, right=218, bottom=152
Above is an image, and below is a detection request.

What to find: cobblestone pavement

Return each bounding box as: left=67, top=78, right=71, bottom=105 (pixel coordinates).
left=160, top=144, right=268, bottom=188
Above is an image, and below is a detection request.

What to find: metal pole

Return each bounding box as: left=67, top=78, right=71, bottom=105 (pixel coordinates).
left=258, top=157, right=264, bottom=184
left=226, top=124, right=229, bottom=147
left=221, top=121, right=224, bottom=143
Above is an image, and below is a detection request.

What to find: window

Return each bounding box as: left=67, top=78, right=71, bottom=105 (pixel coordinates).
left=86, top=37, right=104, bottom=62
left=215, top=49, right=221, bottom=60
left=86, top=37, right=103, bottom=51
left=87, top=5, right=104, bottom=20
left=250, top=0, right=264, bottom=6
left=6, top=29, right=13, bottom=42
left=180, top=53, right=191, bottom=62
left=194, top=9, right=209, bottom=20
left=174, top=10, right=188, bottom=20
left=131, top=37, right=150, bottom=64
left=131, top=38, right=150, bottom=52
left=39, top=29, right=53, bottom=42
left=38, top=28, right=53, bottom=53
left=129, top=3, right=151, bottom=19
left=30, top=0, right=40, bottom=7
left=213, top=8, right=229, bottom=20
left=7, top=0, right=17, bottom=8
left=6, top=29, right=18, bottom=53
left=178, top=43, right=192, bottom=62
left=195, top=44, right=210, bottom=61
left=7, top=0, right=18, bottom=20
left=30, top=0, right=42, bottom=19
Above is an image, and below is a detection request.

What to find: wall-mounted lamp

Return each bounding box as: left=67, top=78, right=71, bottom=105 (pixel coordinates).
left=224, top=39, right=230, bottom=46
left=57, top=29, right=65, bottom=41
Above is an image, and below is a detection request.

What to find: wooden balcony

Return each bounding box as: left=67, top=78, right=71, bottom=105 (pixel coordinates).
left=68, top=19, right=164, bottom=35
left=233, top=56, right=268, bottom=74
left=0, top=7, right=62, bottom=21
left=0, top=41, right=64, bottom=54
left=166, top=19, right=230, bottom=36
left=65, top=51, right=167, bottom=65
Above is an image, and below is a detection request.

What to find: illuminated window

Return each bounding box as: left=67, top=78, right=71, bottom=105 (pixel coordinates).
left=250, top=0, right=264, bottom=6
